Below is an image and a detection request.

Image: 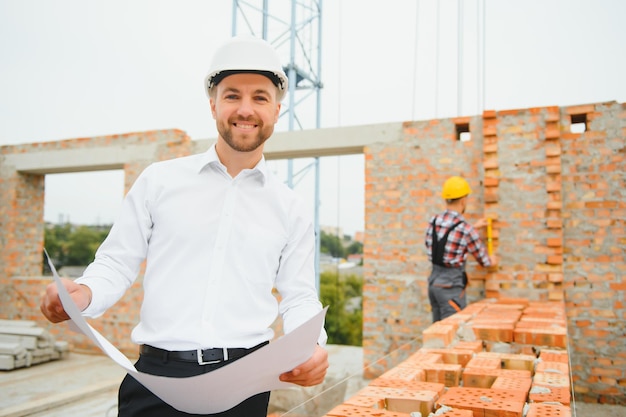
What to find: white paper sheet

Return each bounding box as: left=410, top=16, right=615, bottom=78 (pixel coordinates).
left=45, top=252, right=327, bottom=414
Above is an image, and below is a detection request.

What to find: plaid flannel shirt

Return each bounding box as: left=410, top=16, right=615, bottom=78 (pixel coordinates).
left=425, top=210, right=491, bottom=268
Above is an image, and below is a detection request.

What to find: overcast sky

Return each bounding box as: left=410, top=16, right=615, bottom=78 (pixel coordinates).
left=1, top=0, right=625, bottom=235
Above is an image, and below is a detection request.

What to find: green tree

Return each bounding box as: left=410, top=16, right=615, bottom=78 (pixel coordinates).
left=44, top=223, right=111, bottom=271
left=64, top=226, right=109, bottom=265
left=319, top=270, right=363, bottom=346
left=320, top=230, right=346, bottom=258
left=43, top=223, right=72, bottom=263
left=346, top=241, right=363, bottom=255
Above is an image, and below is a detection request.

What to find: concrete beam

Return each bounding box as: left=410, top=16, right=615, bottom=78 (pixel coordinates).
left=264, top=122, right=401, bottom=160
left=6, top=122, right=403, bottom=174
left=6, top=144, right=159, bottom=175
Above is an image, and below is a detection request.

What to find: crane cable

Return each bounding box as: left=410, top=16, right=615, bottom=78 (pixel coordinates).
left=411, top=0, right=420, bottom=121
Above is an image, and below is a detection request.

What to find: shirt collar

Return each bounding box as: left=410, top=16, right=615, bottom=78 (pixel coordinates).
left=445, top=209, right=465, bottom=221
left=198, top=144, right=268, bottom=184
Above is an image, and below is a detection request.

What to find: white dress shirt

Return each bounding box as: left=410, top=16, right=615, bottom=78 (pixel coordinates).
left=76, top=144, right=327, bottom=350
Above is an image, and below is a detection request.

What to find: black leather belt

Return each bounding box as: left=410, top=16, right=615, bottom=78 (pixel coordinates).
left=140, top=342, right=267, bottom=365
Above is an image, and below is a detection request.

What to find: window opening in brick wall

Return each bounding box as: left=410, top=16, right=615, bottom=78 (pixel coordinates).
left=456, top=123, right=471, bottom=142
left=570, top=113, right=587, bottom=133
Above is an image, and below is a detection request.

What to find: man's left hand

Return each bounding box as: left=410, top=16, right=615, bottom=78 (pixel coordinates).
left=279, top=344, right=328, bottom=386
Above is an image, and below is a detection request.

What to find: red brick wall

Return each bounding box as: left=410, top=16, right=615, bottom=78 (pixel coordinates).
left=560, top=103, right=626, bottom=404
left=364, top=101, right=625, bottom=403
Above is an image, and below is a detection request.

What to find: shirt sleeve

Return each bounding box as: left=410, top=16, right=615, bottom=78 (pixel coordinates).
left=465, top=225, right=491, bottom=267
left=424, top=216, right=434, bottom=252
left=76, top=165, right=155, bottom=318
left=274, top=198, right=328, bottom=347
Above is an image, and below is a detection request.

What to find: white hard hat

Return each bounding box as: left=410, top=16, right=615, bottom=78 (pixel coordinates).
left=204, top=35, right=288, bottom=101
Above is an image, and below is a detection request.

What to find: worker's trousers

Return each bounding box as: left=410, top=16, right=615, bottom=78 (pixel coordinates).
left=428, top=264, right=467, bottom=323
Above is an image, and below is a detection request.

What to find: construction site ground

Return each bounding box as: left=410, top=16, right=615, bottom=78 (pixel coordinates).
left=0, top=345, right=624, bottom=417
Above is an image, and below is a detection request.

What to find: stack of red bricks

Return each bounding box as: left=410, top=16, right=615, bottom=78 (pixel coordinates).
left=324, top=298, right=572, bottom=417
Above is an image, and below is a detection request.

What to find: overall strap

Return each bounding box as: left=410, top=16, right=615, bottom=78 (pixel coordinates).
left=431, top=219, right=463, bottom=267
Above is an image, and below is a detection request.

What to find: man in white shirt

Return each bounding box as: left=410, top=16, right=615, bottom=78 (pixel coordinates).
left=40, top=35, right=329, bottom=417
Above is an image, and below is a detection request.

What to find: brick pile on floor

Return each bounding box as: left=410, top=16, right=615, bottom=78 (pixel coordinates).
left=323, top=298, right=572, bottom=417
left=0, top=319, right=69, bottom=370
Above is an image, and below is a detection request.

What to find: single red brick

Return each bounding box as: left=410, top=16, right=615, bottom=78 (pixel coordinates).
left=525, top=402, right=571, bottom=417
left=326, top=404, right=412, bottom=417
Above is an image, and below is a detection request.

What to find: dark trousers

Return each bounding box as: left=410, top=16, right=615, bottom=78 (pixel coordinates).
left=118, top=352, right=270, bottom=417
left=428, top=284, right=466, bottom=322
left=427, top=264, right=467, bottom=323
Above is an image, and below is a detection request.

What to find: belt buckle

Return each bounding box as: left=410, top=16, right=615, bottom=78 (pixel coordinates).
left=197, top=347, right=228, bottom=365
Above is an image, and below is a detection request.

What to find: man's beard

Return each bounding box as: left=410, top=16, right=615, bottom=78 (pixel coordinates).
left=218, top=117, right=274, bottom=152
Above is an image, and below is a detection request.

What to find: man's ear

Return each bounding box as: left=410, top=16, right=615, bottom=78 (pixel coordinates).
left=274, top=102, right=281, bottom=123
left=210, top=97, right=217, bottom=119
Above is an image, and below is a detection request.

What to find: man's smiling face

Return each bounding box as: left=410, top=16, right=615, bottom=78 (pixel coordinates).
left=210, top=72, right=281, bottom=153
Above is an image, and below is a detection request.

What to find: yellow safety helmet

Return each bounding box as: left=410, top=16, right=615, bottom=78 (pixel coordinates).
left=441, top=176, right=472, bottom=200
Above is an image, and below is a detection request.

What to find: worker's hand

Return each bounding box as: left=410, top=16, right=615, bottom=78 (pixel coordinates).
left=474, top=218, right=488, bottom=229
left=279, top=344, right=329, bottom=387
left=488, top=254, right=499, bottom=268
left=40, top=278, right=92, bottom=323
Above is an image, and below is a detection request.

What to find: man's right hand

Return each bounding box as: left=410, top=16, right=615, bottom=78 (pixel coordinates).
left=40, top=278, right=92, bottom=323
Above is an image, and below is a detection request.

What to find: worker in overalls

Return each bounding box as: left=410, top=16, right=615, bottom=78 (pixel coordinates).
left=425, top=176, right=496, bottom=322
